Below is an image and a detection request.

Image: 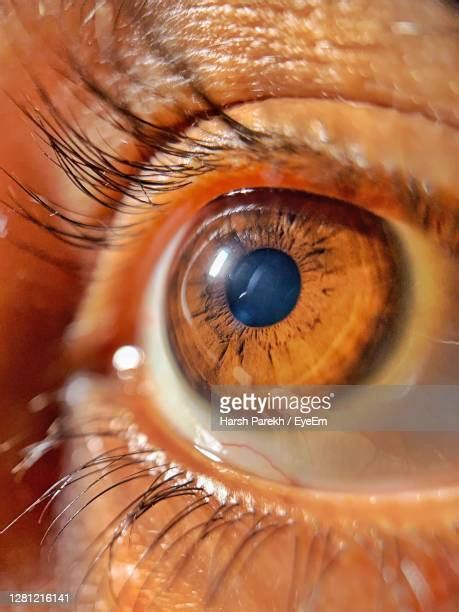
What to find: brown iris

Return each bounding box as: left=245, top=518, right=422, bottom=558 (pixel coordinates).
left=166, top=189, right=406, bottom=392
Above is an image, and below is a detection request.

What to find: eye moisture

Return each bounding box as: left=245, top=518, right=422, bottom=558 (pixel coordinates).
left=226, top=248, right=301, bottom=327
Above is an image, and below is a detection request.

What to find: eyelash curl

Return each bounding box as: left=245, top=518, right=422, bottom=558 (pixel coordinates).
left=0, top=43, right=263, bottom=252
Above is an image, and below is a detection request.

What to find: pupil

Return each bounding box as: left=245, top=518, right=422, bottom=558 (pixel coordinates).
left=225, top=248, right=301, bottom=327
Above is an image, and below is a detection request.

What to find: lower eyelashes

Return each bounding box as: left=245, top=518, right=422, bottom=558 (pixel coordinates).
left=9, top=383, right=459, bottom=611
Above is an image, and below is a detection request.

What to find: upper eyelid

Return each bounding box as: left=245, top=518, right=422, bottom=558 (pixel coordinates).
left=14, top=2, right=459, bottom=147
left=4, top=2, right=458, bottom=253
left=24, top=0, right=458, bottom=127
left=10, top=79, right=458, bottom=253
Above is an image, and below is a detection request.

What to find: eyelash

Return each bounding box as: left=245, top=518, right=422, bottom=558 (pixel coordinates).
left=5, top=71, right=457, bottom=264
left=1, top=65, right=264, bottom=252
left=5, top=394, right=459, bottom=609
left=3, top=398, right=295, bottom=606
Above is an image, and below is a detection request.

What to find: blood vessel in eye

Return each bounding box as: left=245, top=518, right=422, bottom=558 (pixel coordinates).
left=225, top=248, right=301, bottom=327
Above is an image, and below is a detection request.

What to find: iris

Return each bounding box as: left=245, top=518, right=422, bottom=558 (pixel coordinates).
left=225, top=248, right=301, bottom=327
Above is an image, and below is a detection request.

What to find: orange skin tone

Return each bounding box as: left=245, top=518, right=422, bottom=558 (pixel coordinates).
left=0, top=1, right=458, bottom=610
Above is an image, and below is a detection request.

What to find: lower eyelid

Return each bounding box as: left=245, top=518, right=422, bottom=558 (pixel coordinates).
left=26, top=377, right=458, bottom=611
left=48, top=362, right=458, bottom=531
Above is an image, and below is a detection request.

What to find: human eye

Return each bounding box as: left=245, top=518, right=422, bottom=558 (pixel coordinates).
left=0, top=0, right=458, bottom=610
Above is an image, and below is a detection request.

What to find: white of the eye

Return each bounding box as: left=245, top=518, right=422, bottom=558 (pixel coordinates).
left=142, top=224, right=223, bottom=458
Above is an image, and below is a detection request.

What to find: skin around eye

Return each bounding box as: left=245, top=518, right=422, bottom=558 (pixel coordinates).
left=0, top=16, right=101, bottom=585
left=0, top=0, right=458, bottom=611
left=45, top=0, right=459, bottom=607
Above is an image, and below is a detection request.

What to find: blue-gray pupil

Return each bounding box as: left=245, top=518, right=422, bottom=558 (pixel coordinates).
left=225, top=248, right=301, bottom=327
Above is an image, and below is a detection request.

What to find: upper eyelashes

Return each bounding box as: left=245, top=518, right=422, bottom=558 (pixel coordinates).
left=6, top=77, right=459, bottom=254
left=4, top=3, right=459, bottom=254
left=1, top=81, right=231, bottom=249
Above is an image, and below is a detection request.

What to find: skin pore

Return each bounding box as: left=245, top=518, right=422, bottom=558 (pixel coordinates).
left=0, top=0, right=458, bottom=610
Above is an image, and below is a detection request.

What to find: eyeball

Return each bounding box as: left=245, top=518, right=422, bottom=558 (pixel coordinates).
left=140, top=188, right=458, bottom=491
left=164, top=189, right=405, bottom=392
